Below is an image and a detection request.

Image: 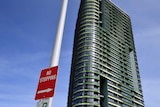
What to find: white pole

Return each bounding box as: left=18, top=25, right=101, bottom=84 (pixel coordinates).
left=38, top=0, right=68, bottom=107
left=48, top=0, right=68, bottom=106
left=50, top=0, right=68, bottom=67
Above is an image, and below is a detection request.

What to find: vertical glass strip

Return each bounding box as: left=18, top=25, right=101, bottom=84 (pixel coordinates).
left=129, top=50, right=139, bottom=91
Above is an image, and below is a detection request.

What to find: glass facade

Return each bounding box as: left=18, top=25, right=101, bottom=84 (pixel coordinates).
left=67, top=0, right=144, bottom=107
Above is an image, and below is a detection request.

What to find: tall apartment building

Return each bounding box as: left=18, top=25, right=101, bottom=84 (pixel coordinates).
left=67, top=0, right=144, bottom=107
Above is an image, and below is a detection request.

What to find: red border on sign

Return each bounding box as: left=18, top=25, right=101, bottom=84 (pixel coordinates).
left=35, top=66, right=58, bottom=100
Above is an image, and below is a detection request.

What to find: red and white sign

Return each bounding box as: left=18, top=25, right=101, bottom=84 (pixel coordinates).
left=35, top=66, right=58, bottom=100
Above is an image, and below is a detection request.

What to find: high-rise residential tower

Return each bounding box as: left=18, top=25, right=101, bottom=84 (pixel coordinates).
left=67, top=0, right=144, bottom=107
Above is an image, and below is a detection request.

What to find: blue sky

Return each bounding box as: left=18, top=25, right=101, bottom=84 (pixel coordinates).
left=0, top=0, right=159, bottom=107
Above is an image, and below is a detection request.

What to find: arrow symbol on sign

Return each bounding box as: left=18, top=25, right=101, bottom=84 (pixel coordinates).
left=37, top=88, right=53, bottom=94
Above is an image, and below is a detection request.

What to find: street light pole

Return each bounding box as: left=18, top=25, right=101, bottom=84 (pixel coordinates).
left=48, top=0, right=68, bottom=107
left=36, top=0, right=68, bottom=107
left=50, top=0, right=68, bottom=67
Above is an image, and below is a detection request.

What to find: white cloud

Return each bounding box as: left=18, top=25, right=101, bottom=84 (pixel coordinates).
left=0, top=83, right=36, bottom=107
left=0, top=51, right=51, bottom=107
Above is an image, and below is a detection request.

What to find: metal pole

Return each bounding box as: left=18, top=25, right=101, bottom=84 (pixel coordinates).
left=48, top=0, right=68, bottom=106
left=38, top=0, right=68, bottom=107
left=50, top=0, right=68, bottom=67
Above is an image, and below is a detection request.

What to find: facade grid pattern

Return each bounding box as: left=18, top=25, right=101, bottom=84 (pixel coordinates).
left=67, top=0, right=144, bottom=107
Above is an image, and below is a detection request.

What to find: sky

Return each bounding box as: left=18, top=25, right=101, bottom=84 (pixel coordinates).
left=0, top=0, right=159, bottom=107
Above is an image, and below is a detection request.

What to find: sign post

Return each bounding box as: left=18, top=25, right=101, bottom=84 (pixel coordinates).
left=35, top=66, right=58, bottom=100
left=36, top=99, right=50, bottom=107
left=35, top=0, right=68, bottom=107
